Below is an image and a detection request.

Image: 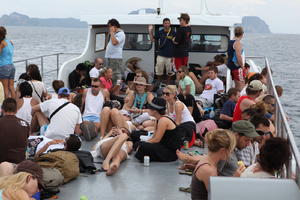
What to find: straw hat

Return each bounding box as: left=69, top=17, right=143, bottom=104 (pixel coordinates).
left=125, top=57, right=142, bottom=65
left=133, top=77, right=150, bottom=86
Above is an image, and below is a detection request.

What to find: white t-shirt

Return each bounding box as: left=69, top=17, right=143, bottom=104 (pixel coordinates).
left=105, top=30, right=126, bottom=59
left=216, top=64, right=227, bottom=77
left=89, top=67, right=101, bottom=78
left=40, top=98, right=82, bottom=140
left=200, top=77, right=224, bottom=103
left=29, top=81, right=47, bottom=102
left=241, top=163, right=274, bottom=178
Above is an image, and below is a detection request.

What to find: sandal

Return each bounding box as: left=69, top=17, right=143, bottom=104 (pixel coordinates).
left=179, top=187, right=191, bottom=193
left=178, top=170, right=193, bottom=176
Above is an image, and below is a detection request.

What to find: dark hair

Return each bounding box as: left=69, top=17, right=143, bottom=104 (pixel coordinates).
left=250, top=115, right=270, bottom=128
left=148, top=97, right=166, bottom=115
left=259, top=137, right=291, bottom=174
left=107, top=18, right=120, bottom=28
left=242, top=108, right=257, bottom=118
left=1, top=98, right=17, bottom=113
left=208, top=66, right=218, bottom=74
left=263, top=95, right=275, bottom=104
left=18, top=73, right=31, bottom=81
left=179, top=13, right=190, bottom=24
left=275, top=85, right=283, bottom=97
left=214, top=55, right=225, bottom=64
left=0, top=26, right=7, bottom=42
left=246, top=87, right=262, bottom=95
left=244, top=63, right=250, bottom=69
left=163, top=18, right=170, bottom=23
left=234, top=26, right=244, bottom=37
left=227, top=88, right=240, bottom=97
left=52, top=80, right=65, bottom=94
left=75, top=63, right=86, bottom=71
left=27, top=64, right=42, bottom=81
left=261, top=67, right=268, bottom=76
left=19, top=81, right=33, bottom=98
left=65, top=134, right=81, bottom=151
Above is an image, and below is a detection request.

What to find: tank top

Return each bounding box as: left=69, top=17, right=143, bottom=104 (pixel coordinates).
left=167, top=101, right=195, bottom=123
left=159, top=116, right=182, bottom=150
left=191, top=162, right=210, bottom=200
left=0, top=190, right=3, bottom=200
left=133, top=93, right=148, bottom=109
left=233, top=95, right=253, bottom=121
left=16, top=97, right=32, bottom=125
left=0, top=39, right=14, bottom=66
left=83, top=88, right=104, bottom=117
left=227, top=40, right=245, bottom=70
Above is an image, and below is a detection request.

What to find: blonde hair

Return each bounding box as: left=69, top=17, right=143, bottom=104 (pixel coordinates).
left=165, top=85, right=177, bottom=94
left=0, top=172, right=34, bottom=200
left=205, top=129, right=236, bottom=153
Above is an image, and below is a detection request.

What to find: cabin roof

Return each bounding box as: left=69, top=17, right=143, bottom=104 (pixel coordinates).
left=81, top=14, right=242, bottom=27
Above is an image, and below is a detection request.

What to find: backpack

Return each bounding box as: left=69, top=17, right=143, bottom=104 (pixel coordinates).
left=35, top=150, right=80, bottom=183
left=71, top=150, right=97, bottom=174
left=42, top=167, right=64, bottom=190
left=80, top=121, right=98, bottom=141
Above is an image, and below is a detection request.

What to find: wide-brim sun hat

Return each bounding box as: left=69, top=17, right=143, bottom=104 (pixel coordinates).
left=125, top=57, right=142, bottom=65
left=133, top=77, right=150, bottom=86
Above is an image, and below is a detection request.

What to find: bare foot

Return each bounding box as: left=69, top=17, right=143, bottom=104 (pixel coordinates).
left=102, top=160, right=110, bottom=171
left=106, top=164, right=119, bottom=176
left=176, top=150, right=189, bottom=162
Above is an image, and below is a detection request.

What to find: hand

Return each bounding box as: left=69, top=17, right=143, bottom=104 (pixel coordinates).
left=109, top=26, right=116, bottom=34
left=48, top=140, right=64, bottom=146
left=148, top=24, right=153, bottom=32
left=233, top=165, right=246, bottom=177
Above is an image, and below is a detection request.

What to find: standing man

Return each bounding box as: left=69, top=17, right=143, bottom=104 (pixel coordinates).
left=89, top=58, right=104, bottom=79
left=148, top=18, right=175, bottom=81
left=173, top=13, right=192, bottom=70
left=227, top=26, right=245, bottom=91
left=105, top=19, right=126, bottom=85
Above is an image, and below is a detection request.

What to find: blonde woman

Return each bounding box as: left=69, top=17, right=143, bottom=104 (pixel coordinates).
left=191, top=129, right=236, bottom=200
left=0, top=172, right=38, bottom=200
left=163, top=85, right=196, bottom=146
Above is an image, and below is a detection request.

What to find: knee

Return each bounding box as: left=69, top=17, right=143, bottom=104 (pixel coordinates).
left=111, top=108, right=120, bottom=116
left=102, top=107, right=111, bottom=115
left=0, top=162, right=15, bottom=177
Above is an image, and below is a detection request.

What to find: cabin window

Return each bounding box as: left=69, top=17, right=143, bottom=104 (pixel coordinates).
left=190, top=34, right=228, bottom=53
left=95, top=33, right=106, bottom=51
left=124, top=33, right=152, bottom=51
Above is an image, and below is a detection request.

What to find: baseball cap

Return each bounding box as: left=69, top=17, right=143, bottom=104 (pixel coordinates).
left=58, top=87, right=70, bottom=95
left=232, top=120, right=259, bottom=138
left=247, top=80, right=263, bottom=91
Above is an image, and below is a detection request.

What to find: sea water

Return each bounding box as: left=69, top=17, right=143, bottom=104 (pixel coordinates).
left=5, top=26, right=300, bottom=149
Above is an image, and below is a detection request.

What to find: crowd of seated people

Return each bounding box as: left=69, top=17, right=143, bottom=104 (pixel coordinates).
left=0, top=51, right=292, bottom=200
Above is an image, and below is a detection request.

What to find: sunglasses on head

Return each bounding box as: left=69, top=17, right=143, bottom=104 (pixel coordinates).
left=162, top=92, right=171, bottom=96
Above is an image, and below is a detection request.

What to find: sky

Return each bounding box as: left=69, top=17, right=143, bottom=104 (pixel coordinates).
left=1, top=0, right=299, bottom=34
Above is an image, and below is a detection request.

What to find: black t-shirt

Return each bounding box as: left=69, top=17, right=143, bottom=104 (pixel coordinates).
left=173, top=26, right=192, bottom=58
left=68, top=70, right=91, bottom=90
left=155, top=28, right=175, bottom=58
left=0, top=115, right=29, bottom=163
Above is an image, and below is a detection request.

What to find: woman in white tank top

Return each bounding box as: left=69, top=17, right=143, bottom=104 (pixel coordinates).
left=163, top=85, right=195, bottom=125
left=16, top=82, right=39, bottom=125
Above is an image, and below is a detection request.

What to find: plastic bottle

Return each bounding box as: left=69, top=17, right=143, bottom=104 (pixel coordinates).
left=209, top=109, right=215, bottom=119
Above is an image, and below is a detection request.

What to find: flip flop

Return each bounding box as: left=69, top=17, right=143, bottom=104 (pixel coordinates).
left=179, top=187, right=191, bottom=193
left=178, top=170, right=193, bottom=176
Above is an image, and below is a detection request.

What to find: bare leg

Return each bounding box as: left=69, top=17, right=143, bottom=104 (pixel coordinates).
left=8, top=79, right=15, bottom=99
left=0, top=79, right=9, bottom=98
left=100, top=107, right=111, bottom=138
left=103, top=134, right=128, bottom=172
left=234, top=80, right=245, bottom=91
left=110, top=108, right=127, bottom=128
left=99, top=137, right=119, bottom=170
left=31, top=112, right=48, bottom=133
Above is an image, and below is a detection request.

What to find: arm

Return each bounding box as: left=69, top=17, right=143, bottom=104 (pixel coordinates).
left=35, top=140, right=64, bottom=158
left=234, top=40, right=244, bottom=67
left=74, top=124, right=82, bottom=135
left=103, top=89, right=110, bottom=101
left=184, top=84, right=191, bottom=95
left=0, top=41, right=4, bottom=54
left=148, top=25, right=155, bottom=42
left=31, top=104, right=41, bottom=115
left=220, top=114, right=233, bottom=121
left=240, top=99, right=255, bottom=112
left=175, top=101, right=184, bottom=125
left=123, top=92, right=134, bottom=111
left=147, top=117, right=169, bottom=143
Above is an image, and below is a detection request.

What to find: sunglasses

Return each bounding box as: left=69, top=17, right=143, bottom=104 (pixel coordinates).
left=256, top=130, right=272, bottom=136
left=99, top=63, right=104, bottom=66
left=162, top=92, right=171, bottom=96
left=136, top=83, right=145, bottom=86
left=91, top=85, right=99, bottom=88
left=177, top=71, right=183, bottom=73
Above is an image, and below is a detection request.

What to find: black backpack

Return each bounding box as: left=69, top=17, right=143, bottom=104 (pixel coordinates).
left=71, top=150, right=97, bottom=174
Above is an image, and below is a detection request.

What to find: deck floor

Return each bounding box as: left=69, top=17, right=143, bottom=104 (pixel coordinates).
left=56, top=139, right=199, bottom=200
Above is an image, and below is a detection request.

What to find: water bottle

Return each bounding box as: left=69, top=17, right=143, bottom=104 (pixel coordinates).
left=209, top=109, right=215, bottom=119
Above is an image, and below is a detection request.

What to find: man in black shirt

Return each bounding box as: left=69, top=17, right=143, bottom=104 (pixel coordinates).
left=173, top=13, right=192, bottom=71
left=148, top=18, right=176, bottom=81
left=68, top=63, right=90, bottom=90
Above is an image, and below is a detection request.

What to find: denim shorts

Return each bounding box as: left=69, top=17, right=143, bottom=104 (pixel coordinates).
left=82, top=115, right=101, bottom=123
left=0, top=64, right=16, bottom=79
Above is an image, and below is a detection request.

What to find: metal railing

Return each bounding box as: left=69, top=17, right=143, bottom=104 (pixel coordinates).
left=13, top=52, right=81, bottom=80
left=247, top=56, right=300, bottom=187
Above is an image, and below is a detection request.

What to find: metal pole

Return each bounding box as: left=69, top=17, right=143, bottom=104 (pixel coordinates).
left=41, top=56, right=44, bottom=79
left=57, top=53, right=60, bottom=79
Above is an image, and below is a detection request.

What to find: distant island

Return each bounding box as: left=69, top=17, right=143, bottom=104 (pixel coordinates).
left=0, top=12, right=271, bottom=33
left=0, top=12, right=87, bottom=28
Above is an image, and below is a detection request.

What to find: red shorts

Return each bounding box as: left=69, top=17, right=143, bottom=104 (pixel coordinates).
left=231, top=68, right=245, bottom=81
left=174, top=57, right=188, bottom=70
